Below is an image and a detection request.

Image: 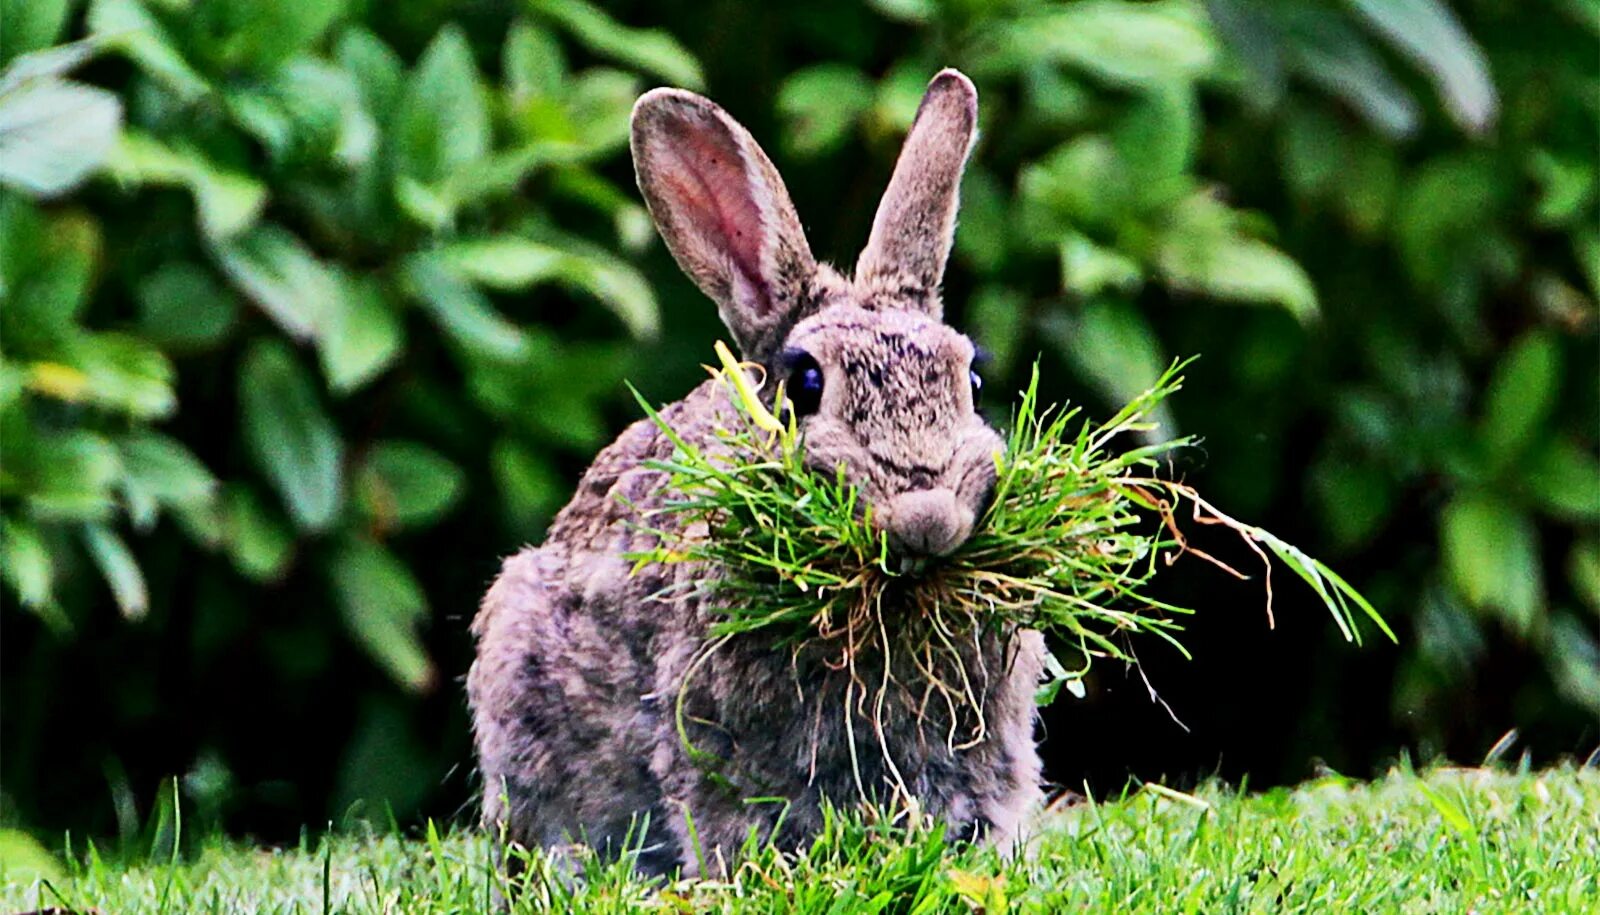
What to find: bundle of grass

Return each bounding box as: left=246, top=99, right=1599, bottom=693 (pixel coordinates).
left=630, top=343, right=1393, bottom=755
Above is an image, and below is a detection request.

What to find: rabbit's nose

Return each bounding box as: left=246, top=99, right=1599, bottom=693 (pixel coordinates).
left=880, top=487, right=973, bottom=558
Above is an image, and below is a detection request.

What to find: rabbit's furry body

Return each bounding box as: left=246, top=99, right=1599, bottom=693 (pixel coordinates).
left=469, top=70, right=1044, bottom=876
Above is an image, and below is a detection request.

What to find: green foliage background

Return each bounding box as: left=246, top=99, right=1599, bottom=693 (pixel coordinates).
left=2, top=0, right=1596, bottom=842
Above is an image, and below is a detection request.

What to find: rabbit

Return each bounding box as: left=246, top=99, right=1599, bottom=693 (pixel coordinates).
left=467, top=68, right=1045, bottom=878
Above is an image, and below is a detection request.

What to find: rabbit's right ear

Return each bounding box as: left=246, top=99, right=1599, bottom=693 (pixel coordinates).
left=631, top=89, right=817, bottom=363
left=854, top=70, right=978, bottom=317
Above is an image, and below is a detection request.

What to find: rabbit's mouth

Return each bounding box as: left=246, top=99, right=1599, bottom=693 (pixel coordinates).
left=877, top=486, right=976, bottom=561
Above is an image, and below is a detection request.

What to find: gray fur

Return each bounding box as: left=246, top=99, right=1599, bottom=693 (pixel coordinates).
left=468, top=69, right=1043, bottom=877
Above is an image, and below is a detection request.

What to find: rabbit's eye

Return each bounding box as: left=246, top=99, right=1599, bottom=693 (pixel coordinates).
left=787, top=354, right=824, bottom=417
left=969, top=369, right=983, bottom=405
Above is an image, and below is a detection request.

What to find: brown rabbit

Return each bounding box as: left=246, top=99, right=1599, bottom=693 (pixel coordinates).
left=467, top=69, right=1045, bottom=877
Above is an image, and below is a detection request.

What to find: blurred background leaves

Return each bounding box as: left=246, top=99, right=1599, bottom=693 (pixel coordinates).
left=1, top=0, right=1595, bottom=844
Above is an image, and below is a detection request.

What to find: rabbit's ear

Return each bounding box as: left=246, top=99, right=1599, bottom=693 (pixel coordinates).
left=854, top=69, right=978, bottom=316
left=631, top=89, right=817, bottom=362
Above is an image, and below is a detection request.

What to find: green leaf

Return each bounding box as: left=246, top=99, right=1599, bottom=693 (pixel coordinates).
left=435, top=237, right=566, bottom=290
left=1346, top=0, right=1497, bottom=134
left=220, top=485, right=294, bottom=582
left=1441, top=494, right=1543, bottom=635
left=196, top=0, right=347, bottom=73
left=0, top=0, right=72, bottom=65
left=1045, top=298, right=1174, bottom=439
left=503, top=19, right=566, bottom=103
left=874, top=61, right=933, bottom=129
left=107, top=133, right=266, bottom=239
left=329, top=536, right=434, bottom=691
left=1060, top=233, right=1143, bottom=298
left=229, top=58, right=376, bottom=169
left=69, top=332, right=178, bottom=418
left=191, top=170, right=268, bottom=242
left=218, top=90, right=294, bottom=160
left=317, top=274, right=403, bottom=394
left=564, top=68, right=639, bottom=156
left=1547, top=613, right=1600, bottom=712
left=1393, top=154, right=1501, bottom=294
left=82, top=522, right=149, bottom=620
left=778, top=65, right=874, bottom=156
left=0, top=72, right=122, bottom=197
left=117, top=431, right=217, bottom=530
left=0, top=205, right=98, bottom=335
left=1577, top=228, right=1600, bottom=301
left=0, top=365, right=22, bottom=413
left=1570, top=539, right=1600, bottom=615
left=22, top=430, right=121, bottom=521
left=394, top=25, right=488, bottom=189
left=169, top=497, right=224, bottom=552
left=1279, top=108, right=1345, bottom=202
left=394, top=174, right=455, bottom=231
left=136, top=261, right=239, bottom=351
left=0, top=39, right=102, bottom=96
left=356, top=440, right=465, bottom=531
left=1157, top=197, right=1319, bottom=322
left=239, top=340, right=345, bottom=532
left=1017, top=136, right=1131, bottom=234
left=0, top=827, right=64, bottom=883
left=296, top=59, right=377, bottom=168
left=989, top=0, right=1218, bottom=89
left=609, top=204, right=672, bottom=258
left=529, top=0, right=704, bottom=89
left=1282, top=9, right=1419, bottom=138
left=1035, top=647, right=1083, bottom=706
left=404, top=255, right=529, bottom=361
left=336, top=26, right=405, bottom=124
left=1479, top=330, right=1560, bottom=466
left=88, top=0, right=209, bottom=101
left=1019, top=63, right=1096, bottom=128
left=1339, top=136, right=1399, bottom=236
left=1110, top=84, right=1195, bottom=206
left=466, top=338, right=619, bottom=450
left=1522, top=438, right=1600, bottom=522
left=0, top=516, right=54, bottom=610
left=211, top=224, right=337, bottom=340
left=867, top=0, right=934, bottom=24
left=549, top=250, right=659, bottom=339
left=1529, top=150, right=1596, bottom=228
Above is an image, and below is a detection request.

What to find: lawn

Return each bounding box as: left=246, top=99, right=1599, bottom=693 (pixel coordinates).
left=5, top=765, right=1595, bottom=914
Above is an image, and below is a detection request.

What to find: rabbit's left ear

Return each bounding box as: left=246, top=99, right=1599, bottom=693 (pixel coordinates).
left=631, top=88, right=817, bottom=364
left=855, top=69, right=978, bottom=317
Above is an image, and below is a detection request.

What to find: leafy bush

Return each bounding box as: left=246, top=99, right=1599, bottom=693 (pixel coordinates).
left=1, top=0, right=1594, bottom=840
left=2, top=0, right=699, bottom=833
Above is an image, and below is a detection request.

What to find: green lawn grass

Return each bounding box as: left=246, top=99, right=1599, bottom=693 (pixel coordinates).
left=5, top=765, right=1595, bottom=914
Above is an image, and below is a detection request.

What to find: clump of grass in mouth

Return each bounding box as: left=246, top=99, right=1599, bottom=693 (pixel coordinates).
left=628, top=343, right=1394, bottom=792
